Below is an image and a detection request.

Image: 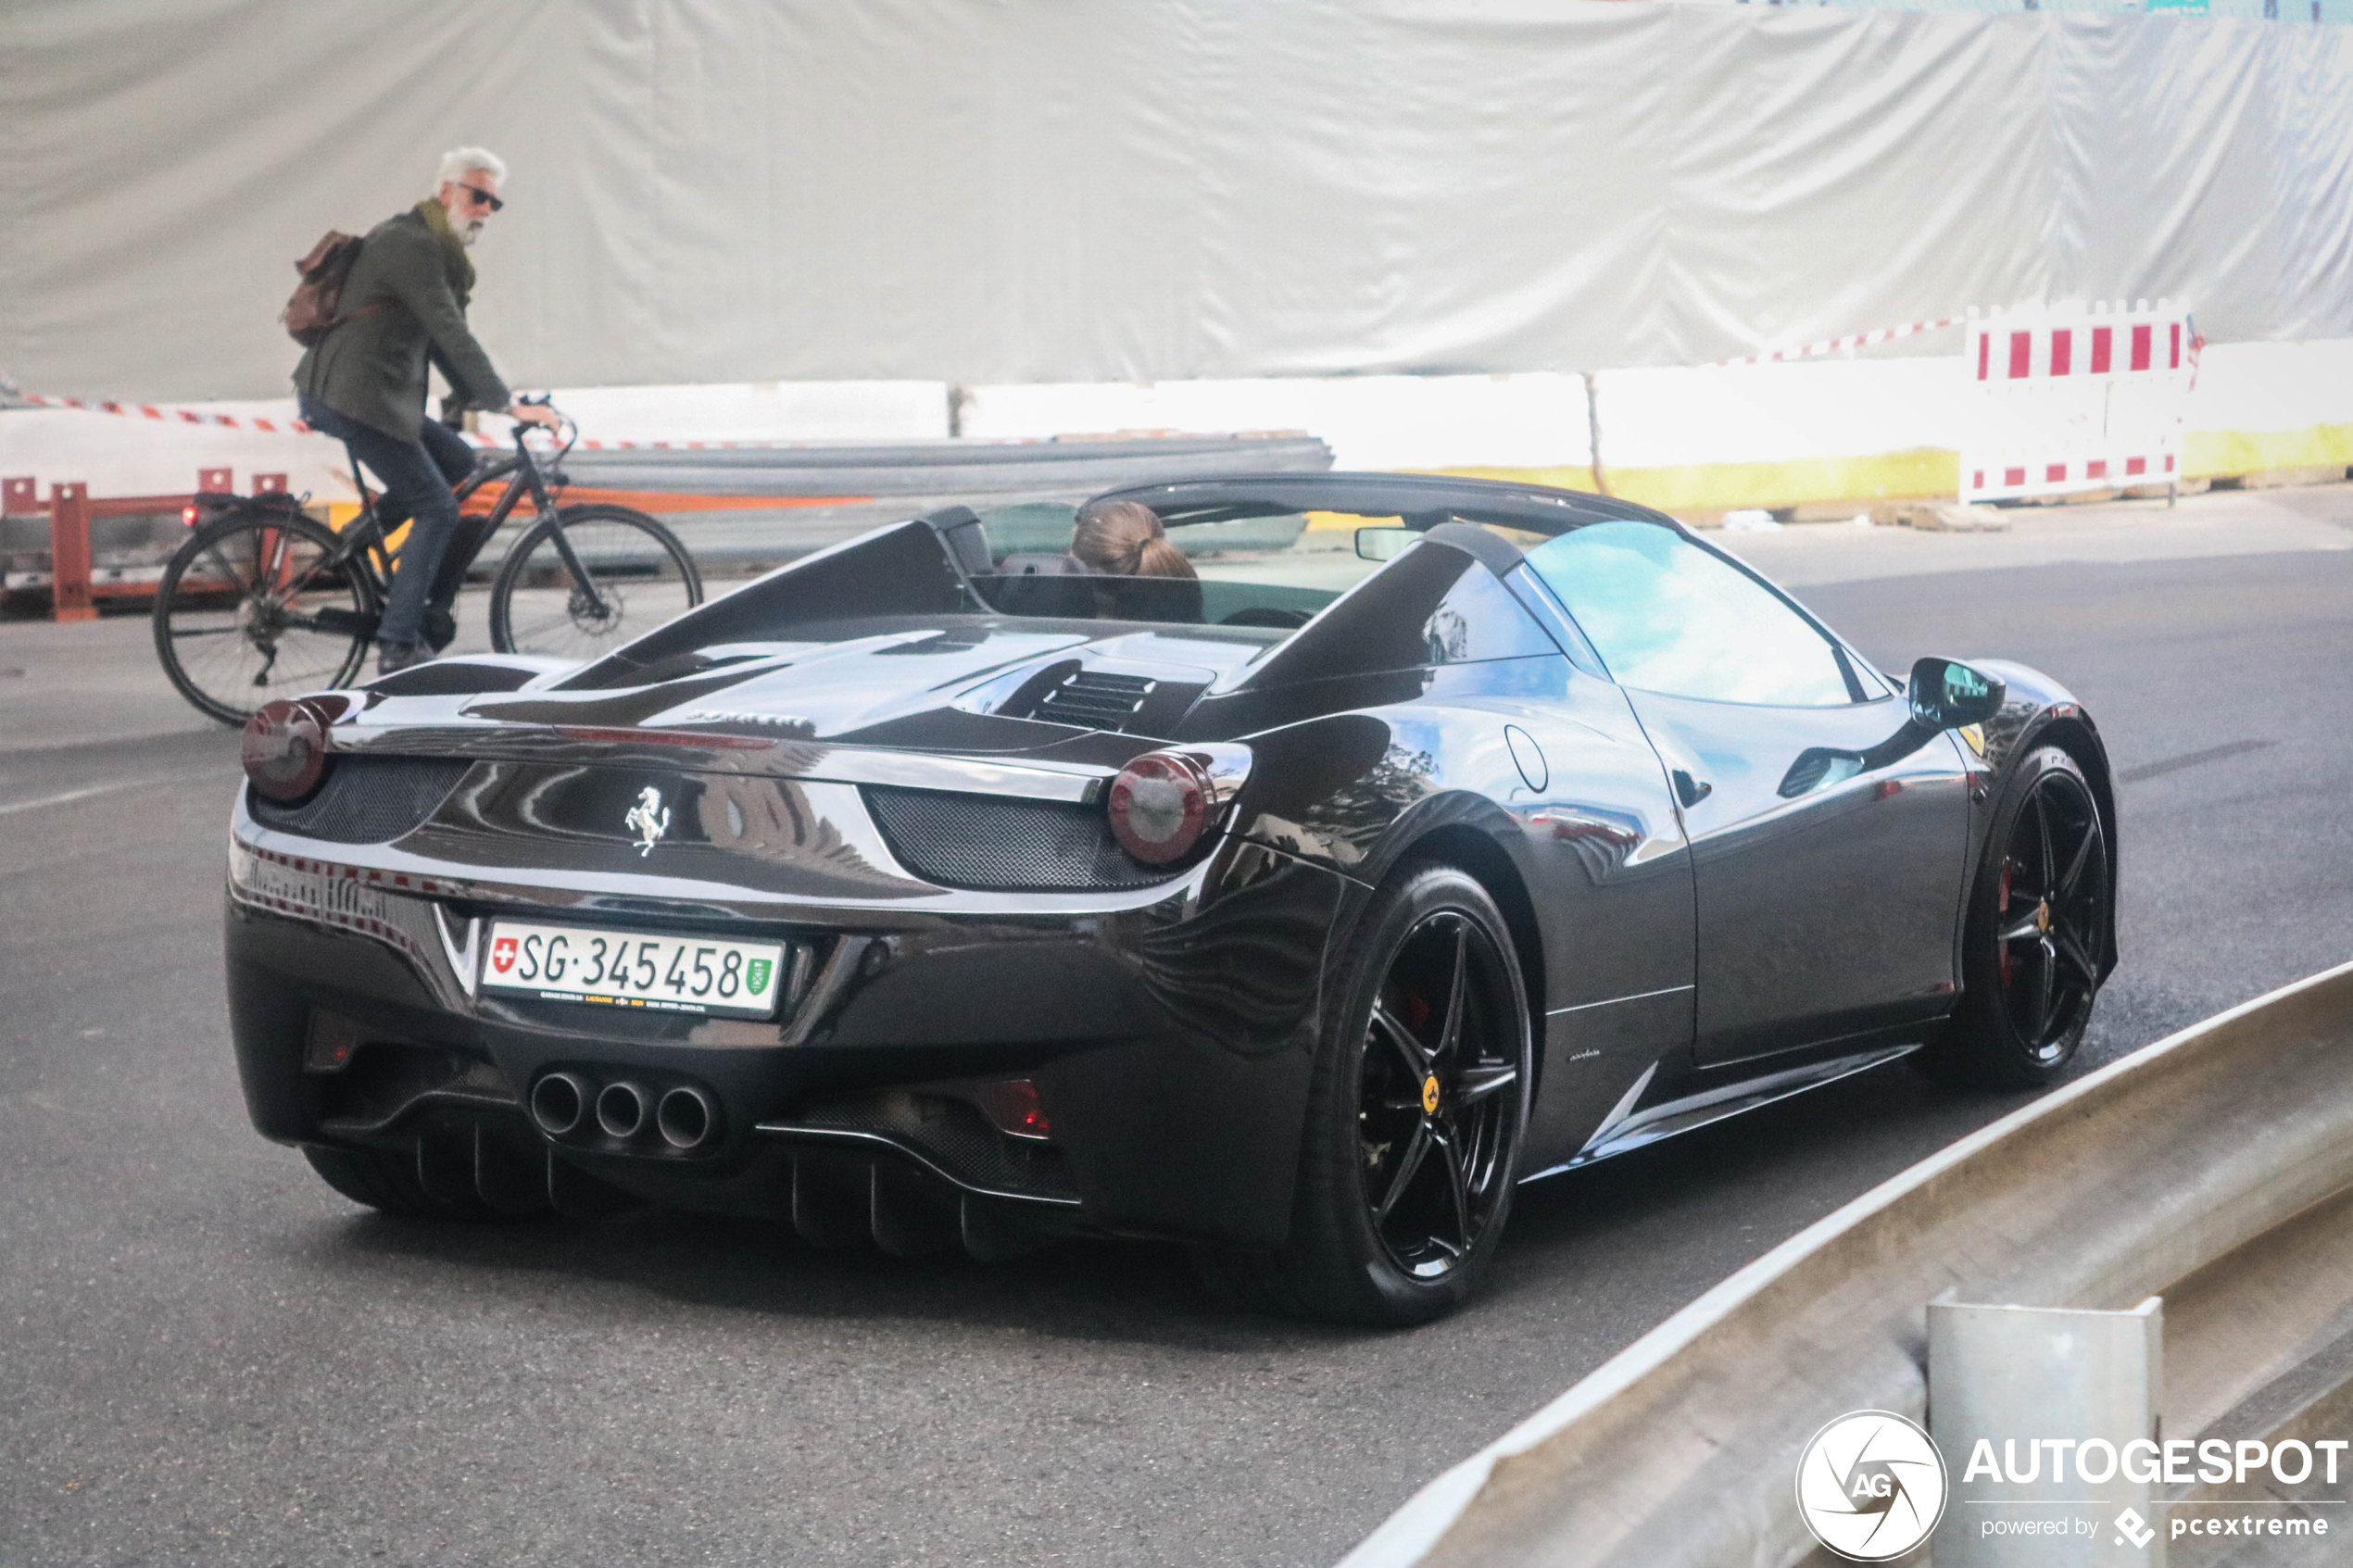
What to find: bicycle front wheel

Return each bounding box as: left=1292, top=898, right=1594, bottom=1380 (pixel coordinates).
left=152, top=509, right=378, bottom=726
left=487, top=503, right=702, bottom=659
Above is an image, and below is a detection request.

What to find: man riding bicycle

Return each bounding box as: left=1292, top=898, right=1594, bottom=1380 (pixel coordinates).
left=294, top=145, right=559, bottom=675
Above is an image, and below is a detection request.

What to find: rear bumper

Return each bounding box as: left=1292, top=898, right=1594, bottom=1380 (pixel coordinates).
left=223, top=829, right=1348, bottom=1249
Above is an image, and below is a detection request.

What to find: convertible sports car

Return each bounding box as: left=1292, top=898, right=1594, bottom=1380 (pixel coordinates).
left=226, top=473, right=2117, bottom=1324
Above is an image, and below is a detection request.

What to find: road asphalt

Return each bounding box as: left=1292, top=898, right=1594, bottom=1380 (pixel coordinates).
left=1, top=483, right=2348, bottom=1566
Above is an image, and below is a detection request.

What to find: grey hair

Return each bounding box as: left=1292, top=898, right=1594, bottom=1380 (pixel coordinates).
left=434, top=146, right=508, bottom=188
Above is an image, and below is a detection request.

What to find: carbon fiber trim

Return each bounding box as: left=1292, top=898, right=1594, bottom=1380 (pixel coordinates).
left=246, top=757, right=472, bottom=845
left=862, top=784, right=1167, bottom=891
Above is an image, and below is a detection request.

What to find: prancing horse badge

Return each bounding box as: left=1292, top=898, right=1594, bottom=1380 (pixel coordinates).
left=624, top=786, right=670, bottom=857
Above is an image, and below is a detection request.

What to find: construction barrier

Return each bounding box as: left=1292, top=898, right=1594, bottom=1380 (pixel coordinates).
left=1961, top=301, right=2196, bottom=504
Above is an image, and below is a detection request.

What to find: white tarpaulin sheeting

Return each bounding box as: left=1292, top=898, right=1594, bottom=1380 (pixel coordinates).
left=6, top=1, right=2351, bottom=403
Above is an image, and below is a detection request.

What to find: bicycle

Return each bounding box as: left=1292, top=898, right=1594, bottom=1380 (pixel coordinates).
left=150, top=400, right=702, bottom=725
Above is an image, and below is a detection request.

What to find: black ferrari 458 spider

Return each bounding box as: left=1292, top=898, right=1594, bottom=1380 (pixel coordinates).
left=226, top=472, right=2116, bottom=1323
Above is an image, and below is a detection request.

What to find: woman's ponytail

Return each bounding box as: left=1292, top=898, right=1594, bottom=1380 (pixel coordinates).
left=1072, top=499, right=1196, bottom=580
left=1132, top=533, right=1195, bottom=580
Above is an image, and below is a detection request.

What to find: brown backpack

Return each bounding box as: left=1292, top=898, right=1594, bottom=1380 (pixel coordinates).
left=283, top=232, right=380, bottom=346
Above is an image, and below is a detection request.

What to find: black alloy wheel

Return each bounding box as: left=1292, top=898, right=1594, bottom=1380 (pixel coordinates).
left=1920, top=746, right=2110, bottom=1086
left=1359, top=912, right=1525, bottom=1280
left=1197, top=861, right=1533, bottom=1325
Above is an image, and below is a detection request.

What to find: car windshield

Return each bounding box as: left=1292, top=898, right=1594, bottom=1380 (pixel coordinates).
left=964, top=500, right=1546, bottom=634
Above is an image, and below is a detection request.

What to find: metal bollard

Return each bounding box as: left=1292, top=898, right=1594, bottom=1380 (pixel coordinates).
left=47, top=482, right=95, bottom=621
left=1930, top=1298, right=2165, bottom=1566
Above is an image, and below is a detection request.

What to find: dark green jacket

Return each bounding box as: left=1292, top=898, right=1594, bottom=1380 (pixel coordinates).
left=293, top=201, right=511, bottom=441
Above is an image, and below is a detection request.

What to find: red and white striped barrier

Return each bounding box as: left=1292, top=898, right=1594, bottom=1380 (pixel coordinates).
left=6, top=391, right=852, bottom=453
left=1960, top=300, right=2199, bottom=503
left=1702, top=315, right=1969, bottom=370
left=10, top=391, right=322, bottom=436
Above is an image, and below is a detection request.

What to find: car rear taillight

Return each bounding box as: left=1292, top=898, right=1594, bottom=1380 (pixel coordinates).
left=242, top=698, right=333, bottom=803
left=1106, top=749, right=1214, bottom=864
left=181, top=504, right=201, bottom=528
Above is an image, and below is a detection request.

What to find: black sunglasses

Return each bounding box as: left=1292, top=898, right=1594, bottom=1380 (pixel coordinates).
left=458, top=182, right=504, bottom=213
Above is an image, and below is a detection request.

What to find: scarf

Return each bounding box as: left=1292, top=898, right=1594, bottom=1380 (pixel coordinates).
left=416, top=197, right=477, bottom=302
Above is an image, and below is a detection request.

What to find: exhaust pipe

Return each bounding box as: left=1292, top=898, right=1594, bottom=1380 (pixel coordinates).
left=656, top=1085, right=721, bottom=1152
left=595, top=1080, right=650, bottom=1140
left=529, top=1072, right=590, bottom=1136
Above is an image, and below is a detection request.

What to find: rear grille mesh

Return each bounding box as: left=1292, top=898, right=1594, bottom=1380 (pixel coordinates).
left=862, top=785, right=1168, bottom=891
left=246, top=757, right=471, bottom=844
left=1030, top=671, right=1155, bottom=726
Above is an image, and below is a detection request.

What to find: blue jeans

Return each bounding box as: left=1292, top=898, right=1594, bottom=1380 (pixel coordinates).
left=299, top=396, right=475, bottom=646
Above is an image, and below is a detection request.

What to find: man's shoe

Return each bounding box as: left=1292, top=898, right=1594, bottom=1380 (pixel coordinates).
left=376, top=639, right=429, bottom=676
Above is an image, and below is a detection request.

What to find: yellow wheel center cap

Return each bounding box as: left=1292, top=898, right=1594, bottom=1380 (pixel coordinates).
left=2034, top=901, right=2052, bottom=934
left=1422, top=1075, right=1441, bottom=1115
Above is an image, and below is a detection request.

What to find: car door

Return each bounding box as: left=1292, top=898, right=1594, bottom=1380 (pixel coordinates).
left=1520, top=520, right=1971, bottom=1067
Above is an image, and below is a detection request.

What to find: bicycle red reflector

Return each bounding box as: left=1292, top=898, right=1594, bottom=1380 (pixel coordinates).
left=975, top=1080, right=1051, bottom=1141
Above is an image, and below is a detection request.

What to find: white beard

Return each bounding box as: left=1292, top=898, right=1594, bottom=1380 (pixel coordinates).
left=446, top=198, right=484, bottom=246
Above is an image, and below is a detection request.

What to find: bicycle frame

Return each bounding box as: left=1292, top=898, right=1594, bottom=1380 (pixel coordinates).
left=333, top=419, right=614, bottom=629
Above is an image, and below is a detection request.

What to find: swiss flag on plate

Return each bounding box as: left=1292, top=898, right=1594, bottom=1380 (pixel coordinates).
left=490, top=935, right=518, bottom=974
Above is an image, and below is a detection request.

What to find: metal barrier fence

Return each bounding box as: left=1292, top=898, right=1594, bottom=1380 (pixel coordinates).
left=1342, top=960, right=2353, bottom=1568
left=0, top=479, right=234, bottom=621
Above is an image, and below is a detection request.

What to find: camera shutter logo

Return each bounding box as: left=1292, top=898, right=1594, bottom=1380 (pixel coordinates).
left=1794, top=1410, right=1948, bottom=1561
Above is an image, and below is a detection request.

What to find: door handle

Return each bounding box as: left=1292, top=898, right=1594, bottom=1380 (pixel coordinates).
left=1671, top=769, right=1712, bottom=809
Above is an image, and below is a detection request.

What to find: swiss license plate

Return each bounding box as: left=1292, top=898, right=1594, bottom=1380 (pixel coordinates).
left=482, top=921, right=788, bottom=1019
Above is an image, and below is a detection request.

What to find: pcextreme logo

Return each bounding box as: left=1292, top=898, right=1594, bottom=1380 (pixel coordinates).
left=1795, top=1411, right=1948, bottom=1561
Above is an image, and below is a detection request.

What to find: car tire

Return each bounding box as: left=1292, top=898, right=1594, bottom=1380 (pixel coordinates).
left=1917, top=746, right=2110, bottom=1088
left=302, top=1144, right=493, bottom=1221
left=1196, top=860, right=1534, bottom=1326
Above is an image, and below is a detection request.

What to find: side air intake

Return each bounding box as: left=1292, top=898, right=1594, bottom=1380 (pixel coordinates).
left=1027, top=671, right=1156, bottom=726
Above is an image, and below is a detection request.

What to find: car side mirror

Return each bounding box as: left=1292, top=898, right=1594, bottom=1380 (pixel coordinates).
left=1908, top=656, right=2005, bottom=731
left=1355, top=526, right=1417, bottom=561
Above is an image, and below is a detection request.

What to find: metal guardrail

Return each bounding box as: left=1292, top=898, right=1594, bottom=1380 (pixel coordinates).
left=1340, top=960, right=2353, bottom=1568
left=557, top=432, right=1336, bottom=496
left=1, top=433, right=1340, bottom=610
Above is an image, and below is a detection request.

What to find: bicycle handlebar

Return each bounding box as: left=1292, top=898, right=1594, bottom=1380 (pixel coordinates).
left=507, top=405, right=580, bottom=467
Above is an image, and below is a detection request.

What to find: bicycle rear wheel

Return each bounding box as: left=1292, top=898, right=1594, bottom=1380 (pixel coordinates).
left=152, top=509, right=377, bottom=726
left=487, top=503, right=702, bottom=660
